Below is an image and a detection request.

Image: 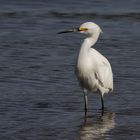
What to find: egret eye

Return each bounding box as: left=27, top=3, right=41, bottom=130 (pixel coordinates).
left=79, top=27, right=88, bottom=31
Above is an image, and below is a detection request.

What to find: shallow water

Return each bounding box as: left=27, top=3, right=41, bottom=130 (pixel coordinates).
left=0, top=0, right=140, bottom=140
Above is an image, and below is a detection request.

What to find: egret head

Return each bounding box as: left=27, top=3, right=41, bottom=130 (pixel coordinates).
left=58, top=22, right=103, bottom=36
left=78, top=22, right=103, bottom=36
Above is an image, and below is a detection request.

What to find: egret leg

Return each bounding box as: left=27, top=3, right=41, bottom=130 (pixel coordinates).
left=83, top=90, right=88, bottom=116
left=100, top=94, right=104, bottom=111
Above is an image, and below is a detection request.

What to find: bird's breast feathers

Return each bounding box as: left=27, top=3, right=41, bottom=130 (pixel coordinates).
left=75, top=49, right=113, bottom=93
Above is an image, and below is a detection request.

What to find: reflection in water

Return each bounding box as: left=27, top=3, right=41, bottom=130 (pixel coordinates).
left=79, top=110, right=115, bottom=140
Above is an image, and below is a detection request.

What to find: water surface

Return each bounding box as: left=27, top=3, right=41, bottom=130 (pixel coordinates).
left=0, top=0, right=140, bottom=140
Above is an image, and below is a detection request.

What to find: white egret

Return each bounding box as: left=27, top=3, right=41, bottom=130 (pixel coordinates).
left=58, top=22, right=113, bottom=114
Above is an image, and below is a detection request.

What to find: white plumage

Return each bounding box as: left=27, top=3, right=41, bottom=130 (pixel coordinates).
left=58, top=22, right=113, bottom=114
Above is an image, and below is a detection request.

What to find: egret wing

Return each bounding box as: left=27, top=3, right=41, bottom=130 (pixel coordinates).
left=89, top=48, right=113, bottom=91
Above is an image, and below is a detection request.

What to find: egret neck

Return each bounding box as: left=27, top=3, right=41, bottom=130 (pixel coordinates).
left=79, top=31, right=100, bottom=56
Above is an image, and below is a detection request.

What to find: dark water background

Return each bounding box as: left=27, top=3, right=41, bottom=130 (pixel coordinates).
left=0, top=0, right=140, bottom=139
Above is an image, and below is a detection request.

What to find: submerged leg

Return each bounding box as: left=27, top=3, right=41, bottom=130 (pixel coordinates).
left=100, top=94, right=104, bottom=111
left=83, top=89, right=88, bottom=116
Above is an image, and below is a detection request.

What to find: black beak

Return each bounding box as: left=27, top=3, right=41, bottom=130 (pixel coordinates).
left=58, top=28, right=79, bottom=34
